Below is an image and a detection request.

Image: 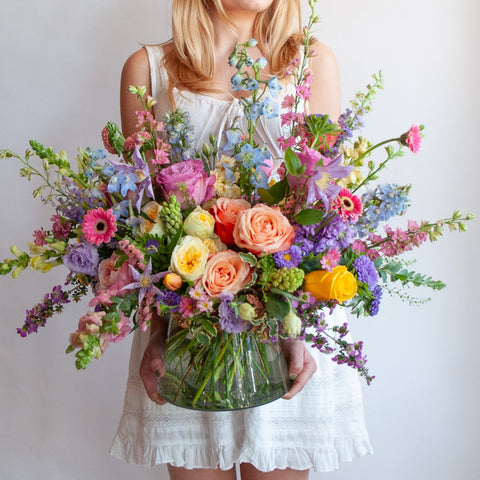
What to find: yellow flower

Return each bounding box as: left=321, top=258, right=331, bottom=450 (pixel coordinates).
left=304, top=266, right=357, bottom=303
left=30, top=255, right=60, bottom=273
left=27, top=242, right=47, bottom=255
left=283, top=311, right=302, bottom=337
left=138, top=201, right=165, bottom=237
left=183, top=206, right=215, bottom=239
left=202, top=235, right=227, bottom=253
left=170, top=235, right=210, bottom=282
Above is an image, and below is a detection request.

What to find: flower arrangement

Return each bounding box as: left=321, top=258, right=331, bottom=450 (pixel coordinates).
left=0, top=2, right=473, bottom=409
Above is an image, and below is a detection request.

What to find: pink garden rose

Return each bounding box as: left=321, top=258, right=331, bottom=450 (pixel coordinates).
left=202, top=250, right=252, bottom=297
left=156, top=159, right=216, bottom=209
left=233, top=204, right=295, bottom=255
left=210, top=197, right=251, bottom=245
left=97, top=254, right=134, bottom=292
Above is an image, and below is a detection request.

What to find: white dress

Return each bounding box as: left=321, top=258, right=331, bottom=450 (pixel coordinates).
left=109, top=45, right=373, bottom=472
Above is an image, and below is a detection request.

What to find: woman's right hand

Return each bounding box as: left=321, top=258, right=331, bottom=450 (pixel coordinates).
left=139, top=328, right=168, bottom=405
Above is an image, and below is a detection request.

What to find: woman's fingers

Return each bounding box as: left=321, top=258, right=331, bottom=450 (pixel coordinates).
left=282, top=341, right=317, bottom=400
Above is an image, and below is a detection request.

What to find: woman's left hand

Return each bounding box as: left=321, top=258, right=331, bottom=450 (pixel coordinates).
left=281, top=340, right=317, bottom=400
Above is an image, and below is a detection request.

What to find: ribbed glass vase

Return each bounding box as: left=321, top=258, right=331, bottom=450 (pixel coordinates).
left=158, top=315, right=291, bottom=411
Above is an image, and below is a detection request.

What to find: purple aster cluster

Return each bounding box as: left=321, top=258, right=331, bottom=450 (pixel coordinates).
left=218, top=298, right=248, bottom=334
left=17, top=285, right=70, bottom=337
left=157, top=290, right=181, bottom=313
left=273, top=245, right=303, bottom=268
left=368, top=285, right=382, bottom=316
left=353, top=255, right=379, bottom=291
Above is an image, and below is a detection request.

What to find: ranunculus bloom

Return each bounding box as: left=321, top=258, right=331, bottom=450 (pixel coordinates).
left=304, top=266, right=358, bottom=303
left=233, top=204, right=295, bottom=254
left=210, top=197, right=251, bottom=245
left=170, top=235, right=210, bottom=282
left=156, top=159, right=216, bottom=209
left=63, top=241, right=99, bottom=276
left=202, top=250, right=252, bottom=297
left=97, top=254, right=135, bottom=291
left=183, top=206, right=215, bottom=239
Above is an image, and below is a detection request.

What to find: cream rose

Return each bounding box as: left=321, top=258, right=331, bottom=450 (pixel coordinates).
left=183, top=206, right=215, bottom=239
left=202, top=250, right=252, bottom=297
left=170, top=235, right=210, bottom=282
left=233, top=204, right=295, bottom=254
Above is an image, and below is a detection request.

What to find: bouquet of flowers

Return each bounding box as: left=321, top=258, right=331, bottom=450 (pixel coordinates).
left=0, top=3, right=473, bottom=410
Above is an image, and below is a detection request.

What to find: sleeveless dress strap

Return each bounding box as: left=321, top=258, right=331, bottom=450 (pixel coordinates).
left=143, top=44, right=171, bottom=118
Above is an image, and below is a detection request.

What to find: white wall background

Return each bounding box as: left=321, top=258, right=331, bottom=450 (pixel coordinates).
left=1, top=0, right=479, bottom=479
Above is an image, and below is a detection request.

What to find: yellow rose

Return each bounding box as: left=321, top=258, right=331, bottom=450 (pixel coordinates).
left=183, top=206, right=215, bottom=239
left=202, top=235, right=227, bottom=254
left=138, top=201, right=165, bottom=237
left=170, top=235, right=210, bottom=282
left=304, top=266, right=357, bottom=303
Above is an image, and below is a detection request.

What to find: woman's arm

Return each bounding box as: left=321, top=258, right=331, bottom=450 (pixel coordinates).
left=307, top=41, right=341, bottom=121
left=120, top=48, right=152, bottom=138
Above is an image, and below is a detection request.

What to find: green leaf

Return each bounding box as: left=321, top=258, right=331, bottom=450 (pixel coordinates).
left=201, top=319, right=218, bottom=337
left=284, top=148, right=303, bottom=175
left=197, top=331, right=210, bottom=345
left=265, top=295, right=289, bottom=319
left=239, top=252, right=257, bottom=267
left=258, top=177, right=289, bottom=205
left=294, top=208, right=325, bottom=225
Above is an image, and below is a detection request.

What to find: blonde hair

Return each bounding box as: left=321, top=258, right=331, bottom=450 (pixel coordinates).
left=163, top=0, right=303, bottom=98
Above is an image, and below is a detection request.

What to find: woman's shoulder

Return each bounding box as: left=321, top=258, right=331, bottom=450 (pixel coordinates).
left=307, top=41, right=341, bottom=119
left=121, top=48, right=151, bottom=94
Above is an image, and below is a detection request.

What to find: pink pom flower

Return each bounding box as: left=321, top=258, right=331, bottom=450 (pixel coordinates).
left=401, top=124, right=422, bottom=153
left=82, top=207, right=117, bottom=246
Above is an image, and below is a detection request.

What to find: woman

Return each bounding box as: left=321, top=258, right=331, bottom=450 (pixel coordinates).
left=110, top=1, right=372, bottom=478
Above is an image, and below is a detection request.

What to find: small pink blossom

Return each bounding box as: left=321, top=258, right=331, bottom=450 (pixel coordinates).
left=51, top=214, right=71, bottom=240
left=107, top=311, right=131, bottom=343
left=281, top=95, right=295, bottom=109
left=179, top=297, right=196, bottom=318
left=295, top=85, right=312, bottom=101
left=33, top=229, right=47, bottom=246
left=320, top=247, right=341, bottom=272
left=351, top=239, right=367, bottom=254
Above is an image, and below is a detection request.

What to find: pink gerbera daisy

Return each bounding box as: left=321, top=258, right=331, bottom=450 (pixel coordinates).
left=82, top=207, right=117, bottom=246
left=401, top=124, right=422, bottom=153
left=332, top=188, right=363, bottom=222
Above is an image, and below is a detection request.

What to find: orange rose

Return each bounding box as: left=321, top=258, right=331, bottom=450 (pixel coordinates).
left=210, top=197, right=251, bottom=245
left=202, top=250, right=252, bottom=297
left=233, top=204, right=295, bottom=254
left=304, top=266, right=357, bottom=303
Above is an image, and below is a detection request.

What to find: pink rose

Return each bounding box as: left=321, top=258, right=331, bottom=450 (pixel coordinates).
left=233, top=204, right=295, bottom=255
left=156, top=159, right=216, bottom=209
left=202, top=250, right=252, bottom=297
left=210, top=197, right=251, bottom=245
left=97, top=255, right=134, bottom=291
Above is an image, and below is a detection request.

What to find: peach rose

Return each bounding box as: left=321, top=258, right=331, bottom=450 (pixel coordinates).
left=202, top=250, right=252, bottom=297
left=210, top=197, right=251, bottom=245
left=233, top=204, right=295, bottom=254
left=97, top=254, right=134, bottom=291
left=304, top=266, right=358, bottom=303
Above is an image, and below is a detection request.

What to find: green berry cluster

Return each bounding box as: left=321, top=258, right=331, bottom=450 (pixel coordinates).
left=269, top=267, right=305, bottom=293
left=159, top=195, right=182, bottom=237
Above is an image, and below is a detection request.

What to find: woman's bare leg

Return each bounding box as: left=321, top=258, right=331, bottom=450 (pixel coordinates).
left=167, top=465, right=237, bottom=480
left=239, top=463, right=309, bottom=480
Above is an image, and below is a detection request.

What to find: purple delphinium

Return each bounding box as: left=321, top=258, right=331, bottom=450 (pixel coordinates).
left=218, top=297, right=249, bottom=334
left=368, top=285, right=382, bottom=316
left=353, top=255, right=379, bottom=291
left=273, top=245, right=303, bottom=268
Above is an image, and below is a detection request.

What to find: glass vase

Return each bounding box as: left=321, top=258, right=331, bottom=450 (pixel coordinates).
left=158, top=315, right=291, bottom=411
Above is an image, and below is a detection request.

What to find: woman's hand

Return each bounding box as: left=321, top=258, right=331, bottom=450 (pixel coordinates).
left=281, top=340, right=317, bottom=400
left=139, top=328, right=168, bottom=405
